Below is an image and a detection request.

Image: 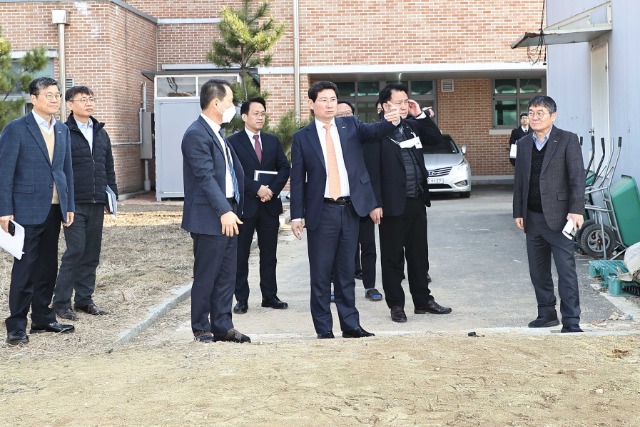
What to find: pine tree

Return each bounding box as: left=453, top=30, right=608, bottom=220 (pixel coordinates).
left=0, top=28, right=48, bottom=130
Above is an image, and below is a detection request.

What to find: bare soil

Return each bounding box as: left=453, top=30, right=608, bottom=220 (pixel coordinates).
left=1, top=199, right=640, bottom=426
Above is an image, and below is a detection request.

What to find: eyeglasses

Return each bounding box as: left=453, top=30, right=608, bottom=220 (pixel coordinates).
left=71, top=97, right=97, bottom=105
left=316, top=97, right=337, bottom=105
left=388, top=99, right=409, bottom=106
left=250, top=112, right=266, bottom=118
left=528, top=111, right=549, bottom=119
left=42, top=92, right=62, bottom=101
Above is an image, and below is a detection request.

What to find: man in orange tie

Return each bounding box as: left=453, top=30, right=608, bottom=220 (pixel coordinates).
left=290, top=81, right=400, bottom=339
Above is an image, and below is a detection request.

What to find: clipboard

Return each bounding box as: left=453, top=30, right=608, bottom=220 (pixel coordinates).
left=0, top=220, right=25, bottom=260
left=254, top=170, right=278, bottom=186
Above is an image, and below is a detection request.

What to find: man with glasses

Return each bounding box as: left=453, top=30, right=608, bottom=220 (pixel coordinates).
left=0, top=77, right=75, bottom=345
left=513, top=95, right=585, bottom=333
left=369, top=83, right=452, bottom=323
left=228, top=97, right=290, bottom=315
left=52, top=86, right=118, bottom=320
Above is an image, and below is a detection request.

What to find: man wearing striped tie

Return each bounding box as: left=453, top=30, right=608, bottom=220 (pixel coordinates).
left=181, top=79, right=249, bottom=344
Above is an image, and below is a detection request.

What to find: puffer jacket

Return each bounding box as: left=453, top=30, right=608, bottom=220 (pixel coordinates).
left=65, top=114, right=118, bottom=204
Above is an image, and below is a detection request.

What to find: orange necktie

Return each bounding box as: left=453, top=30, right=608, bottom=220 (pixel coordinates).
left=323, top=124, right=341, bottom=200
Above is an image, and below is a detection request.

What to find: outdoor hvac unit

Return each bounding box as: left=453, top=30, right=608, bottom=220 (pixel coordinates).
left=65, top=78, right=74, bottom=88
left=441, top=79, right=454, bottom=92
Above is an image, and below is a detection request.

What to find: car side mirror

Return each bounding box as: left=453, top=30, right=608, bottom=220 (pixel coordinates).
left=461, top=145, right=467, bottom=155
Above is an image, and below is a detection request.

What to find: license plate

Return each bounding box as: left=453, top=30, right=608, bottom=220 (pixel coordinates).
left=428, top=177, right=444, bottom=184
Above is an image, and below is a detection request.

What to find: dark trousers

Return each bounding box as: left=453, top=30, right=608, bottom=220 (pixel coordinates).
left=5, top=205, right=62, bottom=332
left=53, top=203, right=105, bottom=308
left=307, top=202, right=360, bottom=334
left=235, top=203, right=279, bottom=302
left=355, top=216, right=376, bottom=290
left=525, top=210, right=581, bottom=325
left=190, top=232, right=237, bottom=335
left=379, top=197, right=432, bottom=309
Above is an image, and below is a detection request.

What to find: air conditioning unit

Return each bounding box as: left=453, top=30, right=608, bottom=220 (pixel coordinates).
left=65, top=78, right=74, bottom=88
left=441, top=79, right=454, bottom=93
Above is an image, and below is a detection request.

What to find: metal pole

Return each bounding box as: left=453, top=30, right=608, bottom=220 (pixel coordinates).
left=293, top=0, right=301, bottom=121
left=58, top=22, right=66, bottom=119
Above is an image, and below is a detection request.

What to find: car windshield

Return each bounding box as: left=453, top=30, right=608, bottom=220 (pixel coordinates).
left=423, top=137, right=459, bottom=154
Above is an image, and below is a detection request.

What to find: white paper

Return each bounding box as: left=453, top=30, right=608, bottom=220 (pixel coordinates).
left=0, top=220, right=25, bottom=260
left=562, top=218, right=576, bottom=240
left=509, top=143, right=517, bottom=159
left=399, top=136, right=422, bottom=149
left=106, top=185, right=117, bottom=217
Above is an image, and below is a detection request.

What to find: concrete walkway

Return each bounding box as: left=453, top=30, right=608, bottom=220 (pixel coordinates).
left=121, top=186, right=640, bottom=344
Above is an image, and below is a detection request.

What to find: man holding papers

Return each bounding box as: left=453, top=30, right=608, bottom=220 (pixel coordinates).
left=0, top=77, right=75, bottom=345
left=228, top=98, right=290, bottom=314
left=52, top=86, right=118, bottom=320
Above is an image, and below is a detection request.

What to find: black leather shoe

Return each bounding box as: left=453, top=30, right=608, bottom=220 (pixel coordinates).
left=317, top=331, right=335, bottom=339
left=54, top=306, right=77, bottom=320
left=233, top=300, right=248, bottom=314
left=415, top=300, right=452, bottom=315
left=29, top=322, right=75, bottom=334
left=342, top=327, right=375, bottom=338
left=261, top=296, right=288, bottom=309
left=193, top=330, right=214, bottom=343
left=354, top=270, right=363, bottom=280
left=75, top=304, right=108, bottom=315
left=6, top=329, right=29, bottom=345
left=561, top=324, right=583, bottom=333
left=214, top=328, right=251, bottom=343
left=528, top=316, right=560, bottom=328
left=390, top=306, right=407, bottom=323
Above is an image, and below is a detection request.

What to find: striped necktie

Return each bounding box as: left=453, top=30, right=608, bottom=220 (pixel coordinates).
left=219, top=129, right=240, bottom=205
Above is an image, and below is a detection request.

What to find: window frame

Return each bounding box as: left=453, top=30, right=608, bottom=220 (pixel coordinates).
left=492, top=78, right=546, bottom=129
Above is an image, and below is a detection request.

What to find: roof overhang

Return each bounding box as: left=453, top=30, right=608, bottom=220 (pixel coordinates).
left=512, top=1, right=612, bottom=49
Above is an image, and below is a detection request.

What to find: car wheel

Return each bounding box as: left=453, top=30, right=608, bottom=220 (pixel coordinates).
left=579, top=222, right=616, bottom=258
left=460, top=191, right=471, bottom=198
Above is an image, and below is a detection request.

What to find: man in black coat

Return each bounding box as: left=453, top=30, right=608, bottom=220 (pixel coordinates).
left=369, top=83, right=452, bottom=323
left=53, top=86, right=117, bottom=320
left=228, top=98, right=291, bottom=314
left=509, top=112, right=531, bottom=166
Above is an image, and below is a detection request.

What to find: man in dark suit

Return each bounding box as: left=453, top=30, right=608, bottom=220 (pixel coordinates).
left=509, top=112, right=532, bottom=166
left=181, top=79, right=250, bottom=343
left=290, top=81, right=400, bottom=339
left=369, top=83, right=452, bottom=323
left=0, top=77, right=76, bottom=345
left=228, top=97, right=290, bottom=314
left=513, top=95, right=585, bottom=333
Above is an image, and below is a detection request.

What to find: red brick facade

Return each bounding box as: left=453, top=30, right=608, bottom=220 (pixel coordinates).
left=2, top=0, right=544, bottom=190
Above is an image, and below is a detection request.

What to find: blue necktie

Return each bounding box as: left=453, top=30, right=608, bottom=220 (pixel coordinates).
left=219, top=129, right=240, bottom=205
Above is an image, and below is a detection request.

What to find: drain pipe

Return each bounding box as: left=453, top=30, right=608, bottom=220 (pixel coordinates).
left=293, top=0, right=300, bottom=120
left=52, top=10, right=68, bottom=118
left=141, top=82, right=151, bottom=191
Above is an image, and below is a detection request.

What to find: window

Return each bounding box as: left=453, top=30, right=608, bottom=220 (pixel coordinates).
left=336, top=80, right=437, bottom=123
left=493, top=78, right=544, bottom=128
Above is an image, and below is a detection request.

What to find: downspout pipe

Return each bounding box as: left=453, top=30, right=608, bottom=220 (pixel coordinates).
left=293, top=0, right=300, bottom=121
left=52, top=10, right=68, bottom=118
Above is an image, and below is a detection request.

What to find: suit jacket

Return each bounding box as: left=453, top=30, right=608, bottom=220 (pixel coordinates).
left=513, top=125, right=585, bottom=231
left=290, top=116, right=396, bottom=231
left=0, top=113, right=75, bottom=225
left=368, top=115, right=443, bottom=217
left=181, top=116, right=245, bottom=235
left=509, top=126, right=532, bottom=146
left=228, top=130, right=290, bottom=219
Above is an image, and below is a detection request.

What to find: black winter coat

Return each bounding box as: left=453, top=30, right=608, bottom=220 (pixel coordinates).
left=65, top=114, right=118, bottom=204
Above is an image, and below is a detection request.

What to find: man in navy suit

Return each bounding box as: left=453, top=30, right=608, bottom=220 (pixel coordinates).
left=509, top=113, right=531, bottom=166
left=513, top=95, right=585, bottom=333
left=0, top=77, right=76, bottom=345
left=181, top=79, right=250, bottom=343
left=228, top=97, right=290, bottom=314
left=290, top=81, right=400, bottom=339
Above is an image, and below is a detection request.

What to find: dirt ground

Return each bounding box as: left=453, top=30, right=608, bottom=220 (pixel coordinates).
left=1, top=199, right=640, bottom=426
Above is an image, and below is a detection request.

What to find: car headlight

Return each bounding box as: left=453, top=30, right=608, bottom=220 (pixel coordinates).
left=451, top=158, right=469, bottom=174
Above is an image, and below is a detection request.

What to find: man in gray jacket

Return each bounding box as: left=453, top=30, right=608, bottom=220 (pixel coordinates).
left=513, top=95, right=585, bottom=333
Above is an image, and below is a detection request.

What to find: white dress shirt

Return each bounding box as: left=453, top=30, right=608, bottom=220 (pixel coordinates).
left=75, top=117, right=94, bottom=152
left=314, top=118, right=350, bottom=198
left=200, top=113, right=234, bottom=198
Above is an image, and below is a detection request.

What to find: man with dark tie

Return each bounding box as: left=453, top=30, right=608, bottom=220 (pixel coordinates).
left=290, top=80, right=400, bottom=339
left=181, top=79, right=250, bottom=343
left=228, top=97, right=290, bottom=314
left=509, top=112, right=532, bottom=166
left=1, top=77, right=76, bottom=345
